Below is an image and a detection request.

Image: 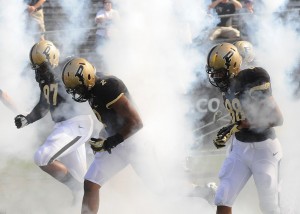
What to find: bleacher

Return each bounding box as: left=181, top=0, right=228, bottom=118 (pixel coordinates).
left=42, top=0, right=102, bottom=57
left=288, top=0, right=300, bottom=9
left=41, top=0, right=300, bottom=53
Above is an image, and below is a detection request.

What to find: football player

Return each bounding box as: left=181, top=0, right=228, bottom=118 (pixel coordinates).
left=62, top=57, right=144, bottom=214
left=14, top=40, right=93, bottom=203
left=206, top=43, right=283, bottom=214
left=233, top=40, right=255, bottom=69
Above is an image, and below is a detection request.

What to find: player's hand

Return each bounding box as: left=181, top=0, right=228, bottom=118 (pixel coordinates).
left=14, top=114, right=29, bottom=129
left=213, top=123, right=240, bottom=149
left=89, top=138, right=106, bottom=153
left=89, top=134, right=124, bottom=154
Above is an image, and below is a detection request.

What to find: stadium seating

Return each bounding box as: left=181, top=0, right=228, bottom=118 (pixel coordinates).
left=42, top=0, right=300, bottom=54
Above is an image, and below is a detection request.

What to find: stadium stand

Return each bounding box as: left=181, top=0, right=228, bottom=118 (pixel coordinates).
left=40, top=0, right=300, bottom=55
left=42, top=0, right=101, bottom=57
left=288, top=0, right=300, bottom=8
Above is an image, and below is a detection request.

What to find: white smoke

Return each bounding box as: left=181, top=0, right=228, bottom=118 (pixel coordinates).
left=238, top=0, right=300, bottom=213
left=0, top=0, right=299, bottom=213
left=97, top=0, right=215, bottom=212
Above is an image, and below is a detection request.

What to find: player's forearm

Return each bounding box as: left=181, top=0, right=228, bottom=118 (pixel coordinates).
left=119, top=116, right=143, bottom=140
left=26, top=102, right=49, bottom=123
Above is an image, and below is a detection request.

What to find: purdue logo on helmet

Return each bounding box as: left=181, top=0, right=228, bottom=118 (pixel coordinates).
left=206, top=43, right=242, bottom=91
left=62, top=57, right=96, bottom=102
left=233, top=40, right=254, bottom=64
left=29, top=40, right=60, bottom=69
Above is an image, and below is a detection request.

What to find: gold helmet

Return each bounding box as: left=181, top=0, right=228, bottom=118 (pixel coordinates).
left=206, top=42, right=242, bottom=91
left=62, top=57, right=96, bottom=102
left=29, top=40, right=60, bottom=69
left=233, top=40, right=254, bottom=63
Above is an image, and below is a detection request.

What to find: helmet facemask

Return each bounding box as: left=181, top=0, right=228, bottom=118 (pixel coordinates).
left=66, top=84, right=91, bottom=103
left=206, top=43, right=242, bottom=91
left=206, top=65, right=230, bottom=91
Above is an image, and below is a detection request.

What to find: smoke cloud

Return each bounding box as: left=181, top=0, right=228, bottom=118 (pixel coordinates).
left=0, top=0, right=299, bottom=213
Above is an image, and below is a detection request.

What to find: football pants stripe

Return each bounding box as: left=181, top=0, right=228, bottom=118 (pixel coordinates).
left=47, top=136, right=82, bottom=164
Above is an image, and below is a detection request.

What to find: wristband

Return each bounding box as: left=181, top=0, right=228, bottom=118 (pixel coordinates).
left=109, top=133, right=124, bottom=147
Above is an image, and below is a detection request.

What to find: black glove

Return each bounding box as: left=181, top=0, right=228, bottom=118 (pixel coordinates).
left=14, top=114, right=29, bottom=129
left=89, top=134, right=124, bottom=154
left=213, top=123, right=240, bottom=149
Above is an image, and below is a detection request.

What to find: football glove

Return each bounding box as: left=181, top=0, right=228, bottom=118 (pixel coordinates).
left=89, top=138, right=106, bottom=153
left=14, top=114, right=29, bottom=129
left=89, top=133, right=124, bottom=154
left=213, top=123, right=240, bottom=149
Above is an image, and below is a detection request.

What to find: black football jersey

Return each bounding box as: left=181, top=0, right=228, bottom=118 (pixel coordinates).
left=223, top=67, right=275, bottom=142
left=26, top=59, right=85, bottom=123
left=89, top=74, right=129, bottom=135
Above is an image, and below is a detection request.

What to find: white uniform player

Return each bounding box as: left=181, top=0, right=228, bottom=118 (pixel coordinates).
left=62, top=58, right=164, bottom=214
left=14, top=40, right=93, bottom=203
left=206, top=43, right=283, bottom=214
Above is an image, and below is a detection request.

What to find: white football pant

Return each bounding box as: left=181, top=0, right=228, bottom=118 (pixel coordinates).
left=34, top=115, right=93, bottom=182
left=85, top=129, right=165, bottom=193
left=215, top=136, right=282, bottom=214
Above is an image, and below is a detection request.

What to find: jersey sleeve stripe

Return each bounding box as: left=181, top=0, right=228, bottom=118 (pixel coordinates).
left=249, top=82, right=270, bottom=95
left=106, top=93, right=124, bottom=109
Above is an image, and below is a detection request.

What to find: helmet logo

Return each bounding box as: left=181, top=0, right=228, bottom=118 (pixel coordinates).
left=75, top=64, right=85, bottom=85
left=223, top=50, right=234, bottom=70
left=43, top=46, right=51, bottom=61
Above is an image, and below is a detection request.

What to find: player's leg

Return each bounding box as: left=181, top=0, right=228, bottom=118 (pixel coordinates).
left=34, top=115, right=93, bottom=194
left=81, top=180, right=100, bottom=214
left=35, top=135, right=83, bottom=188
left=216, top=206, right=232, bottom=214
left=252, top=138, right=282, bottom=214
left=216, top=138, right=252, bottom=214
left=127, top=138, right=166, bottom=195
left=30, top=9, right=45, bottom=41
left=58, top=143, right=88, bottom=204
left=82, top=141, right=129, bottom=214
left=56, top=115, right=93, bottom=181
